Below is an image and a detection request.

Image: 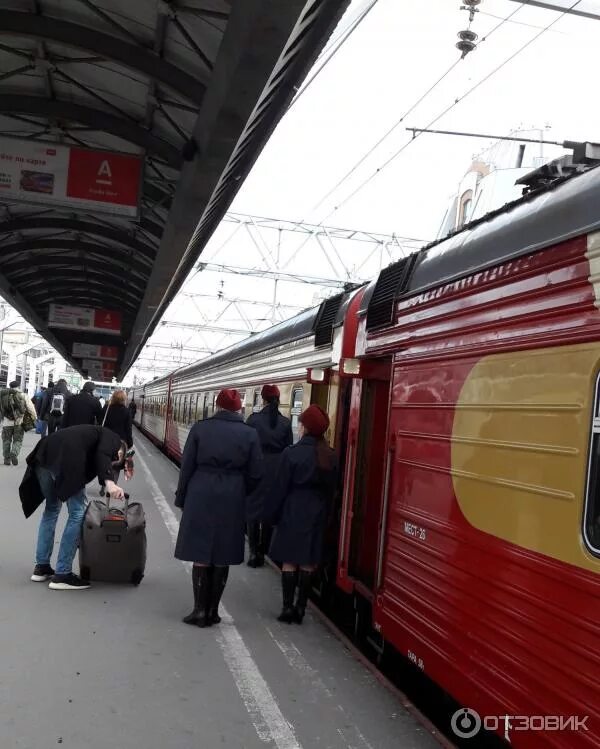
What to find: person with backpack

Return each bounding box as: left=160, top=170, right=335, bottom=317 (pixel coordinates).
left=246, top=385, right=293, bottom=567
left=39, top=379, right=71, bottom=435
left=62, top=381, right=102, bottom=428
left=1, top=380, right=37, bottom=466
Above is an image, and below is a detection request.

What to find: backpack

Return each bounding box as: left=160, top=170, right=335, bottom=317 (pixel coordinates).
left=50, top=393, right=65, bottom=415
left=0, top=389, right=26, bottom=421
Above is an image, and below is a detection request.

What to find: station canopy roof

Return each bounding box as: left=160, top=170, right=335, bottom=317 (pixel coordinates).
left=0, top=0, right=348, bottom=380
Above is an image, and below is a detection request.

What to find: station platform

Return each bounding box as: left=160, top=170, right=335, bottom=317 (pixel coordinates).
left=1, top=429, right=445, bottom=749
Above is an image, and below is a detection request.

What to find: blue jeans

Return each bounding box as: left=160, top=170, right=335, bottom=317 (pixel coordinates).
left=35, top=466, right=87, bottom=575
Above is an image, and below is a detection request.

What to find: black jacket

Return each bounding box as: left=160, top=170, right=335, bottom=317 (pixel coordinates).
left=19, top=425, right=121, bottom=516
left=62, top=391, right=103, bottom=428
left=265, top=435, right=338, bottom=565
left=101, top=403, right=133, bottom=448
left=246, top=407, right=293, bottom=513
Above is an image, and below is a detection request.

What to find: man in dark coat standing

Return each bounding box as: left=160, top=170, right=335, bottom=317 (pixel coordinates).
left=20, top=425, right=126, bottom=590
left=61, top=381, right=102, bottom=428
left=174, top=388, right=263, bottom=627
left=265, top=404, right=337, bottom=624
left=246, top=384, right=293, bottom=567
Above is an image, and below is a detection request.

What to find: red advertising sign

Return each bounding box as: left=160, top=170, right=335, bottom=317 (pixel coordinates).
left=48, top=304, right=121, bottom=335
left=66, top=149, right=141, bottom=210
left=0, top=136, right=142, bottom=217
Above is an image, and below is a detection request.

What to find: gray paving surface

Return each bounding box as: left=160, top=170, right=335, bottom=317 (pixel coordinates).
left=0, top=428, right=442, bottom=749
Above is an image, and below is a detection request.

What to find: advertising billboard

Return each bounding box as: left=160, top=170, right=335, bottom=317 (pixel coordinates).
left=81, top=359, right=116, bottom=379
left=72, top=343, right=120, bottom=361
left=0, top=136, right=143, bottom=217
left=48, top=305, right=121, bottom=335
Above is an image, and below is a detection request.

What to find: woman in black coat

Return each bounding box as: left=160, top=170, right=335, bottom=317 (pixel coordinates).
left=174, top=388, right=263, bottom=628
left=265, top=404, right=337, bottom=624
left=99, top=389, right=133, bottom=493
left=246, top=384, right=293, bottom=567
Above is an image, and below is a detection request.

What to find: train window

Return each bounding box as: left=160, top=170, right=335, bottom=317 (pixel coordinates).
left=204, top=392, right=214, bottom=419
left=290, top=387, right=304, bottom=443
left=253, top=389, right=262, bottom=413
left=195, top=394, right=204, bottom=421
left=585, top=379, right=600, bottom=555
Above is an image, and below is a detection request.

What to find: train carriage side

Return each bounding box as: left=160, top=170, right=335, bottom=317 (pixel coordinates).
left=338, top=166, right=600, bottom=748
left=139, top=375, right=170, bottom=448
left=159, top=288, right=365, bottom=464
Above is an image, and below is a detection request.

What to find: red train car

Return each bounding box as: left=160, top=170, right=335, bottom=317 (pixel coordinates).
left=133, top=164, right=600, bottom=747
left=338, top=167, right=600, bottom=748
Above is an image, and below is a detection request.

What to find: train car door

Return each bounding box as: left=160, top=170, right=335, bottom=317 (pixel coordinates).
left=338, top=357, right=391, bottom=597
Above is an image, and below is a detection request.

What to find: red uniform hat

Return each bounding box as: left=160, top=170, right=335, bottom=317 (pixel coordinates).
left=261, top=384, right=280, bottom=400
left=299, top=404, right=329, bottom=437
left=216, top=388, right=242, bottom=412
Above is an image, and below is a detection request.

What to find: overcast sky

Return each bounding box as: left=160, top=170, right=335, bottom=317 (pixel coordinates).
left=129, top=0, right=600, bottom=379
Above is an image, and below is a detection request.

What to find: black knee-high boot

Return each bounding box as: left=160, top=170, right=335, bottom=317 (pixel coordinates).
left=294, top=570, right=313, bottom=624
left=183, top=566, right=210, bottom=627
left=277, top=571, right=297, bottom=623
left=208, top=566, right=229, bottom=625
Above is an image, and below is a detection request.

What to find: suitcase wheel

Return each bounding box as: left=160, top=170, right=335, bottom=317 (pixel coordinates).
left=131, top=570, right=144, bottom=586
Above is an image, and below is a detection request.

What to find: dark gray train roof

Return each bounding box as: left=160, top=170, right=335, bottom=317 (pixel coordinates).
left=360, top=164, right=600, bottom=324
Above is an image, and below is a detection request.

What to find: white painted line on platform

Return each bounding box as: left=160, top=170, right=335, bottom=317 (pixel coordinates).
left=134, top=445, right=303, bottom=749
left=266, top=627, right=376, bottom=749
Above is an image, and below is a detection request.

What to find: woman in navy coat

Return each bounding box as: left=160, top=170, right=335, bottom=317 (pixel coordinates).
left=246, top=384, right=293, bottom=567
left=174, top=389, right=263, bottom=627
left=265, top=404, right=337, bottom=624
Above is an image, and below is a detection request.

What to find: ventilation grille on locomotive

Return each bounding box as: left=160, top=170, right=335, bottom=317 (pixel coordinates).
left=313, top=292, right=344, bottom=347
left=366, top=253, right=418, bottom=330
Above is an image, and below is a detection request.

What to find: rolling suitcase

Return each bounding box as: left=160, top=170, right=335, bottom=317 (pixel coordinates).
left=79, top=493, right=146, bottom=585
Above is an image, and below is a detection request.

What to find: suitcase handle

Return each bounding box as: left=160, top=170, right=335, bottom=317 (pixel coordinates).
left=102, top=493, right=129, bottom=527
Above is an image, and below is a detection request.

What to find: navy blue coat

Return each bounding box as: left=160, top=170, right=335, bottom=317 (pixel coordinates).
left=246, top=407, right=293, bottom=517
left=265, top=435, right=338, bottom=565
left=174, top=411, right=264, bottom=565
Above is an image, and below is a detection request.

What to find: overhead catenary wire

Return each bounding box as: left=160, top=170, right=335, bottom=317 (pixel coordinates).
left=288, top=0, right=381, bottom=110
left=310, top=0, right=527, bottom=215
left=319, top=0, right=582, bottom=224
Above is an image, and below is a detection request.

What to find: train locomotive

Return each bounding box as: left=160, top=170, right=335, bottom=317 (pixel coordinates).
left=129, top=163, right=600, bottom=748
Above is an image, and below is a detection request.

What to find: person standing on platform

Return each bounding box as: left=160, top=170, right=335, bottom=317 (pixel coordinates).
left=128, top=399, right=137, bottom=421
left=61, top=381, right=102, bottom=428
left=265, top=404, right=337, bottom=624
left=246, top=384, right=293, bottom=567
left=1, top=381, right=36, bottom=466
left=20, top=425, right=126, bottom=590
left=99, top=389, right=133, bottom=493
left=174, top=388, right=263, bottom=628
left=39, top=379, right=71, bottom=435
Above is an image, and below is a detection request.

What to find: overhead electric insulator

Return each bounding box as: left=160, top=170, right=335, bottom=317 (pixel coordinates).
left=456, top=29, right=478, bottom=58
left=460, top=0, right=482, bottom=23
